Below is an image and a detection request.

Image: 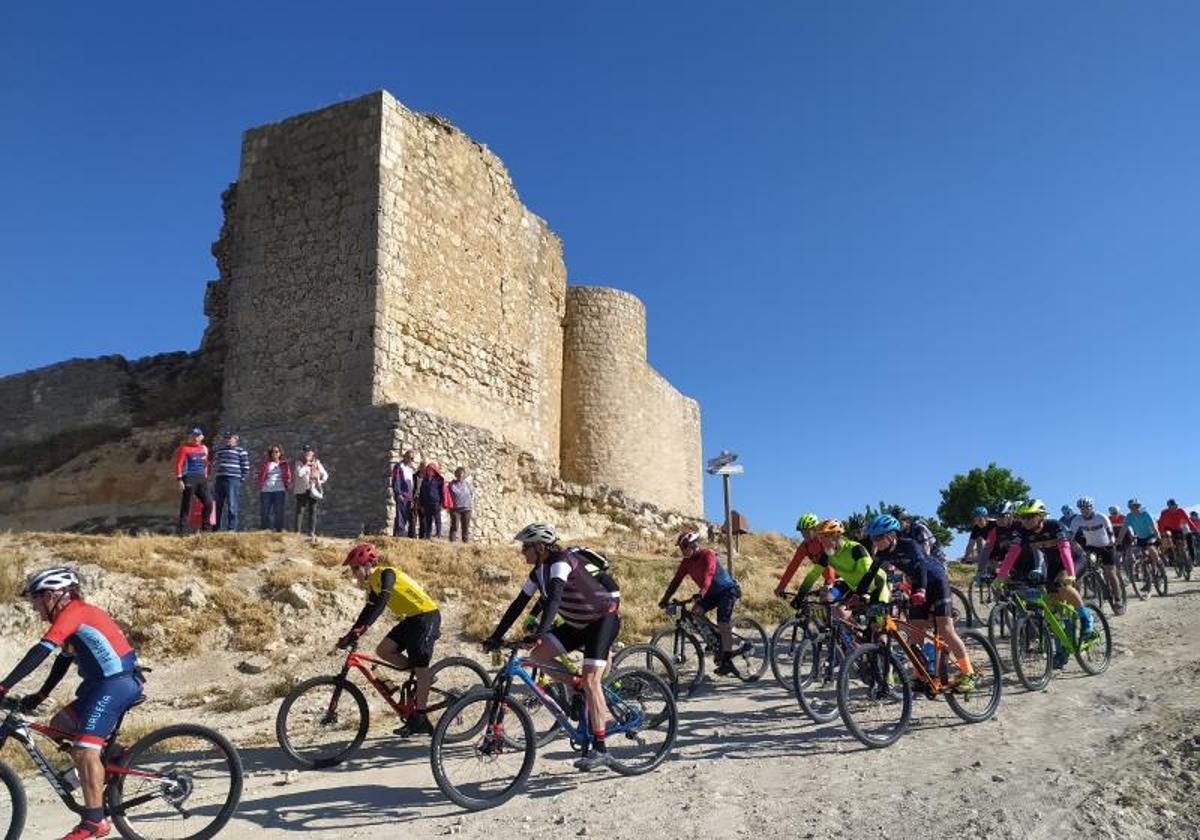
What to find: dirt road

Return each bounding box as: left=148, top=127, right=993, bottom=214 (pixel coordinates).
left=16, top=580, right=1200, bottom=840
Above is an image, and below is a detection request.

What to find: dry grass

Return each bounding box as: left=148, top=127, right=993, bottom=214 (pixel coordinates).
left=208, top=586, right=279, bottom=652
left=0, top=545, right=30, bottom=601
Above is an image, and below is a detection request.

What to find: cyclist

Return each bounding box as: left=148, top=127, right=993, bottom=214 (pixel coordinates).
left=1059, top=505, right=1075, bottom=529
left=898, top=510, right=934, bottom=555
left=1190, top=510, right=1200, bottom=564
left=484, top=523, right=621, bottom=772
left=337, top=543, right=441, bottom=737
left=775, top=512, right=835, bottom=598
left=1158, top=499, right=1195, bottom=568
left=0, top=568, right=145, bottom=840
left=793, top=519, right=889, bottom=621
left=861, top=514, right=976, bottom=692
left=963, top=506, right=992, bottom=567
left=659, top=531, right=743, bottom=677
left=172, top=426, right=213, bottom=534
left=993, top=500, right=1097, bottom=659
left=1125, top=498, right=1165, bottom=591
left=1070, top=497, right=1124, bottom=615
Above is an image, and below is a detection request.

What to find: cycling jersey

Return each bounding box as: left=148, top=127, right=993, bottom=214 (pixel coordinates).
left=368, top=565, right=438, bottom=618
left=998, top=519, right=1080, bottom=582
left=522, top=550, right=620, bottom=629
left=1070, top=513, right=1114, bottom=548
left=1158, top=508, right=1193, bottom=533
left=172, top=443, right=209, bottom=478
left=663, top=548, right=736, bottom=599
left=797, top=539, right=889, bottom=600
left=1124, top=510, right=1157, bottom=540
left=776, top=537, right=833, bottom=593
left=40, top=600, right=138, bottom=684
left=860, top=536, right=945, bottom=597
left=1109, top=513, right=1125, bottom=527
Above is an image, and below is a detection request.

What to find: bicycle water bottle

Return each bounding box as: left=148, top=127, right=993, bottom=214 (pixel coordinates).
left=922, top=641, right=937, bottom=669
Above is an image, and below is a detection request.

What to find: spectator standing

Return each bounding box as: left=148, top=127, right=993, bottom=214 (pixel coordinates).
left=418, top=461, right=449, bottom=539
left=448, top=467, right=474, bottom=542
left=211, top=432, right=250, bottom=531
left=256, top=444, right=292, bottom=531
left=172, top=426, right=212, bottom=534
left=389, top=450, right=417, bottom=538
left=294, top=445, right=329, bottom=537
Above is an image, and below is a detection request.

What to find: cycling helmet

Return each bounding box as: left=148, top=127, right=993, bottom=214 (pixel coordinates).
left=675, top=531, right=701, bottom=548
left=995, top=500, right=1016, bottom=516
left=813, top=519, right=845, bottom=536
left=343, top=543, right=379, bottom=568
left=21, top=567, right=81, bottom=597
left=1108, top=506, right=1120, bottom=515
left=1015, top=499, right=1047, bottom=517
left=1060, top=505, right=1073, bottom=516
left=971, top=506, right=988, bottom=518
left=1077, top=496, right=1094, bottom=509
left=865, top=514, right=902, bottom=538
left=1167, top=498, right=1178, bottom=507
left=795, top=512, right=819, bottom=531
left=514, top=522, right=558, bottom=545
left=1128, top=498, right=1141, bottom=508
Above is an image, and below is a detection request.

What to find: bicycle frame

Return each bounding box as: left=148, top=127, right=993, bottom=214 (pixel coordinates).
left=333, top=649, right=421, bottom=719
left=0, top=709, right=163, bottom=817
left=877, top=612, right=955, bottom=694
left=664, top=600, right=721, bottom=651
left=1011, top=590, right=1077, bottom=653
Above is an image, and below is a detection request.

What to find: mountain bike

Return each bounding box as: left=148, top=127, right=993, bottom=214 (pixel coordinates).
left=967, top=569, right=997, bottom=627
left=1126, top=543, right=1169, bottom=597
left=276, top=642, right=490, bottom=768
left=430, top=641, right=677, bottom=811
left=837, top=596, right=1002, bottom=749
left=1006, top=584, right=1112, bottom=691
left=1077, top=557, right=1126, bottom=615
left=789, top=595, right=866, bottom=723
left=650, top=596, right=769, bottom=694
left=1164, top=532, right=1193, bottom=581
left=769, top=592, right=826, bottom=691
left=1118, top=545, right=1149, bottom=602
left=0, top=695, right=242, bottom=840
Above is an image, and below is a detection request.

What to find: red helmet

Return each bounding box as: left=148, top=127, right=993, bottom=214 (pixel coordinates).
left=344, top=543, right=379, bottom=568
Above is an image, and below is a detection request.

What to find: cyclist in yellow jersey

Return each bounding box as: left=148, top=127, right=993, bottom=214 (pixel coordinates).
left=338, top=543, right=441, bottom=736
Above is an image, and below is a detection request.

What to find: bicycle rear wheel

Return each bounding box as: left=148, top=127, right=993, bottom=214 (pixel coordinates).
left=769, top=617, right=807, bottom=691
left=430, top=690, right=536, bottom=811
left=837, top=643, right=912, bottom=749
left=943, top=630, right=1002, bottom=723
left=968, top=578, right=994, bottom=623
left=650, top=628, right=705, bottom=696
left=791, top=636, right=843, bottom=723
left=986, top=602, right=1016, bottom=650
left=1010, top=614, right=1053, bottom=691
left=107, top=724, right=243, bottom=840
left=611, top=644, right=680, bottom=698
left=731, top=617, right=769, bottom=682
left=275, top=675, right=369, bottom=769
left=0, top=760, right=25, bottom=840
left=1074, top=605, right=1113, bottom=675
left=428, top=657, right=492, bottom=742
left=604, top=669, right=678, bottom=776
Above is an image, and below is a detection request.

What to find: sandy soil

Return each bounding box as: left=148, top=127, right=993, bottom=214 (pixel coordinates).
left=12, top=580, right=1200, bottom=840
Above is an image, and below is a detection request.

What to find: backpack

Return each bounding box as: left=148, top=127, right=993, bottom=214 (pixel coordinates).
left=567, top=546, right=611, bottom=574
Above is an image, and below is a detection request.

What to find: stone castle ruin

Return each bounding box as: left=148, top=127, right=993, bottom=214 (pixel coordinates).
left=0, top=91, right=703, bottom=540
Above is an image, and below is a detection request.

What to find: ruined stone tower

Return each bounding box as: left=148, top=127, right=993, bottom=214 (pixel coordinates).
left=0, top=90, right=703, bottom=539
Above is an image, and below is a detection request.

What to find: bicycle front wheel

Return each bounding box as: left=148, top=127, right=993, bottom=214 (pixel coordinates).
left=731, top=617, right=769, bottom=682
left=1074, top=605, right=1113, bottom=675
left=769, top=617, right=807, bottom=691
left=791, top=636, right=843, bottom=723
left=1010, top=614, right=1053, bottom=691
left=430, top=690, right=537, bottom=811
left=650, top=627, right=705, bottom=696
left=837, top=643, right=912, bottom=749
left=1152, top=559, right=1169, bottom=597
left=1124, top=557, right=1149, bottom=602
left=604, top=668, right=678, bottom=776
left=0, top=760, right=26, bottom=840
left=943, top=630, right=1003, bottom=723
left=968, top=578, right=994, bottom=622
left=107, top=724, right=243, bottom=840
left=275, top=675, right=369, bottom=769
left=428, top=656, right=492, bottom=742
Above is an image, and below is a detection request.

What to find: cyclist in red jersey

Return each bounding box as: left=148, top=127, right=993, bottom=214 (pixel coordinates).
left=0, top=568, right=145, bottom=840
left=775, top=512, right=835, bottom=598
left=1158, top=499, right=1195, bottom=567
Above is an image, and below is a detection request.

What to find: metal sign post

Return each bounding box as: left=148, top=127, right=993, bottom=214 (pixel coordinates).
left=706, top=451, right=743, bottom=577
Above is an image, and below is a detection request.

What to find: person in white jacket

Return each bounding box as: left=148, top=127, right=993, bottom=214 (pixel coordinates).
left=293, top=444, right=329, bottom=537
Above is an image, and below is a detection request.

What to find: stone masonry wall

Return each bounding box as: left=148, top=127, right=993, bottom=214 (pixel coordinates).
left=374, top=95, right=566, bottom=467
left=219, top=94, right=383, bottom=429
left=561, top=286, right=703, bottom=518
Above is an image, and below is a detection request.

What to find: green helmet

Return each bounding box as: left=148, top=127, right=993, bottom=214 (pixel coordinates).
left=796, top=512, right=819, bottom=531
left=1015, top=499, right=1047, bottom=517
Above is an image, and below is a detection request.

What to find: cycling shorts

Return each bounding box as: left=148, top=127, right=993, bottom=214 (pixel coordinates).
left=698, top=584, right=741, bottom=624
left=63, top=675, right=144, bottom=751
left=907, top=571, right=952, bottom=621
left=1135, top=536, right=1160, bottom=548
left=385, top=610, right=441, bottom=668
left=1088, top=545, right=1117, bottom=567
left=547, top=612, right=621, bottom=668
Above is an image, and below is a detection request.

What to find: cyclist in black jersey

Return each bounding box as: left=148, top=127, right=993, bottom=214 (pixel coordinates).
left=485, top=523, right=621, bottom=772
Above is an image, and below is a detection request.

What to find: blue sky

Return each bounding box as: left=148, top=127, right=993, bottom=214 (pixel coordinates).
left=1, top=3, right=1196, bottom=547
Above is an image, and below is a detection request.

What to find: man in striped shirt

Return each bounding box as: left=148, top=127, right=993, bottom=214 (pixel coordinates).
left=212, top=432, right=250, bottom=532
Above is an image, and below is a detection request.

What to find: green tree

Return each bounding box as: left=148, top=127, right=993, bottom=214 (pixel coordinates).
left=936, top=463, right=1032, bottom=532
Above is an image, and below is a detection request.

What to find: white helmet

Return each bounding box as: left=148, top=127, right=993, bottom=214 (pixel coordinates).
left=514, top=522, right=558, bottom=545
left=21, top=567, right=81, bottom=597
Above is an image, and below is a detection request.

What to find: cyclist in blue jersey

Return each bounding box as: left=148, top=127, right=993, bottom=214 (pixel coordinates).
left=1124, top=498, right=1165, bottom=592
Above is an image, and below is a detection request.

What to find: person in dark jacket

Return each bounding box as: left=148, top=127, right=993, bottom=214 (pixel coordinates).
left=389, top=451, right=416, bottom=538
left=418, top=461, right=448, bottom=539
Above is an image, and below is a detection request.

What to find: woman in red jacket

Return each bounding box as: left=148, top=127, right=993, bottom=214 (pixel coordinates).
left=256, top=443, right=292, bottom=531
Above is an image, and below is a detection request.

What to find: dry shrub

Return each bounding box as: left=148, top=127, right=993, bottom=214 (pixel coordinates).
left=209, top=586, right=278, bottom=652
left=0, top=546, right=32, bottom=601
